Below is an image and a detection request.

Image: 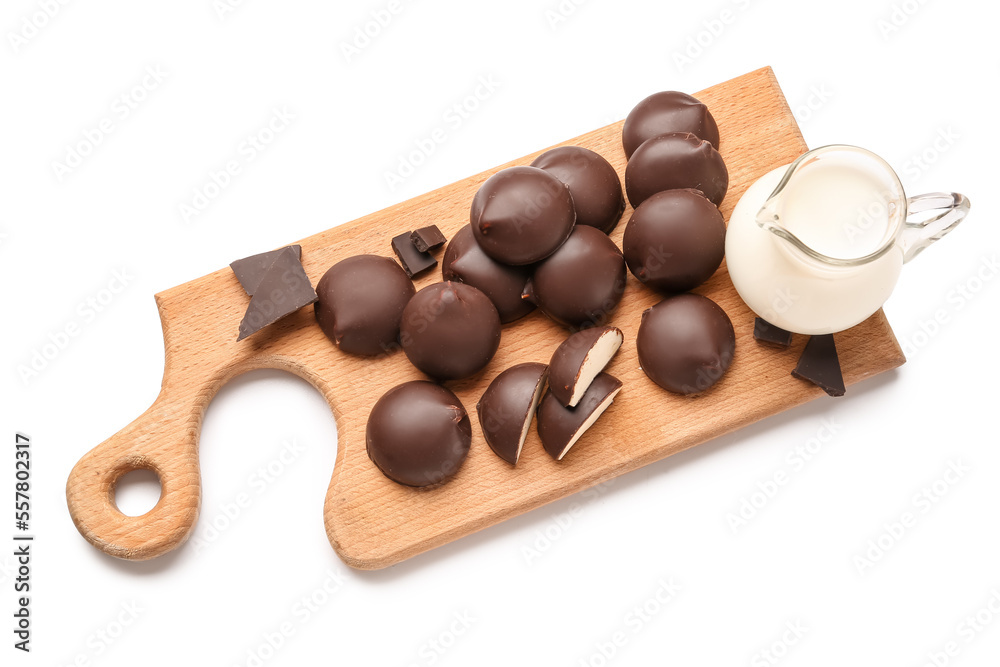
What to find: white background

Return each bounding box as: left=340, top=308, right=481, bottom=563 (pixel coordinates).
left=2, top=0, right=999, bottom=665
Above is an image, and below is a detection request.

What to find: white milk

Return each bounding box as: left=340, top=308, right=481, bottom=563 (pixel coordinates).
left=726, top=165, right=904, bottom=335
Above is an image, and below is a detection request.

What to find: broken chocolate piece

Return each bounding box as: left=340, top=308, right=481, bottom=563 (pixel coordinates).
left=410, top=225, right=447, bottom=253
left=237, top=246, right=317, bottom=341
left=791, top=334, right=845, bottom=397
left=392, top=232, right=437, bottom=278
left=753, top=317, right=793, bottom=349
left=230, top=245, right=302, bottom=295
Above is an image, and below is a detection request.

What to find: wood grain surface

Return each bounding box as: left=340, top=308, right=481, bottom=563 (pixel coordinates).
left=65, top=67, right=905, bottom=569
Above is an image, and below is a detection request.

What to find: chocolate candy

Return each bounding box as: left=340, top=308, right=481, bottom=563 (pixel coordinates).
left=366, top=381, right=472, bottom=487
left=637, top=294, right=735, bottom=395
left=625, top=132, right=728, bottom=208
left=237, top=246, right=318, bottom=341
left=754, top=317, right=793, bottom=349
left=536, top=372, right=622, bottom=461
left=548, top=326, right=623, bottom=407
left=411, top=225, right=447, bottom=253
left=470, top=166, right=576, bottom=265
left=792, top=334, right=845, bottom=397
left=314, top=255, right=415, bottom=356
left=400, top=281, right=501, bottom=380
left=623, top=189, right=726, bottom=293
left=441, top=224, right=535, bottom=324
left=531, top=146, right=625, bottom=234
left=622, top=91, right=720, bottom=158
left=230, top=245, right=302, bottom=295
left=476, top=362, right=548, bottom=465
left=523, top=225, right=627, bottom=329
left=391, top=231, right=437, bottom=278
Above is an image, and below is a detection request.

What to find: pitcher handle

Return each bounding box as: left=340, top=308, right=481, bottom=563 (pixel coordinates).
left=901, top=192, right=970, bottom=263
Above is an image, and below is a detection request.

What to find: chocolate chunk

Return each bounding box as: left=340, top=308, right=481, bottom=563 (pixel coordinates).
left=314, top=255, right=415, bottom=356
left=548, top=326, right=623, bottom=407
left=366, top=381, right=472, bottom=487
left=623, top=189, right=726, bottom=293
left=400, top=282, right=501, bottom=381
left=536, top=372, right=622, bottom=461
left=441, top=225, right=535, bottom=324
left=791, top=334, right=845, bottom=397
left=522, top=225, right=627, bottom=329
left=237, top=246, right=317, bottom=341
left=471, top=166, right=576, bottom=265
left=753, top=318, right=793, bottom=349
left=625, top=132, right=728, bottom=208
left=230, top=245, right=302, bottom=295
left=410, top=226, right=447, bottom=253
left=476, top=362, right=549, bottom=465
left=636, top=293, right=735, bottom=395
left=391, top=232, right=437, bottom=278
left=622, top=91, right=720, bottom=159
left=531, top=146, right=626, bottom=234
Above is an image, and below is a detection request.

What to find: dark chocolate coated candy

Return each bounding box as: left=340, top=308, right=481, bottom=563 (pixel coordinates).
left=625, top=132, right=728, bottom=208
left=476, top=362, right=548, bottom=465
left=531, top=146, right=625, bottom=234
left=442, top=225, right=535, bottom=324
left=622, top=91, right=720, bottom=158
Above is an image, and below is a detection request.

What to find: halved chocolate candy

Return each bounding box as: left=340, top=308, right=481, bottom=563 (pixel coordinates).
left=477, top=363, right=548, bottom=465
left=548, top=326, right=623, bottom=407
left=537, top=372, right=622, bottom=461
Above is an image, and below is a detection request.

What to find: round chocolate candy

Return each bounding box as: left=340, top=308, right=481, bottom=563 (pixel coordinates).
left=314, top=254, right=415, bottom=357
left=476, top=362, right=549, bottom=465
left=536, top=372, right=622, bottom=461
left=366, top=381, right=471, bottom=487
left=530, top=146, right=625, bottom=234
left=470, top=166, right=576, bottom=265
left=400, top=281, right=501, bottom=381
left=623, top=189, right=726, bottom=293
left=441, top=224, right=535, bottom=324
left=624, top=132, right=728, bottom=208
left=636, top=293, right=736, bottom=395
left=622, top=91, right=720, bottom=159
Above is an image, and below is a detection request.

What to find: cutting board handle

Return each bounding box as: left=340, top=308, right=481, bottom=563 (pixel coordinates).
left=65, top=382, right=209, bottom=560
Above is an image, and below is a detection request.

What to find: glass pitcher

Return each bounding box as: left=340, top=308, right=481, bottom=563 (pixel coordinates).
left=725, top=145, right=970, bottom=335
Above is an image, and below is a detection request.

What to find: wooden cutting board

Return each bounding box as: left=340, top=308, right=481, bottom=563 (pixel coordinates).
left=65, top=67, right=905, bottom=569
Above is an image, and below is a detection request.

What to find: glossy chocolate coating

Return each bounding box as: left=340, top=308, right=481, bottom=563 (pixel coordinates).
left=637, top=293, right=735, bottom=395
left=523, top=225, right=627, bottom=329
left=366, top=381, right=471, bottom=487
left=622, top=91, right=720, bottom=158
left=536, top=372, right=622, bottom=461
left=531, top=146, right=625, bottom=234
left=625, top=132, right=728, bottom=208
left=314, top=255, right=414, bottom=356
left=623, top=189, right=726, bottom=293
left=400, top=281, right=501, bottom=380
left=476, top=362, right=548, bottom=465
left=470, top=166, right=576, bottom=265
left=441, top=224, right=535, bottom=324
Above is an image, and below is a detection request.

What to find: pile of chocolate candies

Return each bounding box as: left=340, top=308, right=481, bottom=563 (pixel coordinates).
left=314, top=91, right=736, bottom=489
